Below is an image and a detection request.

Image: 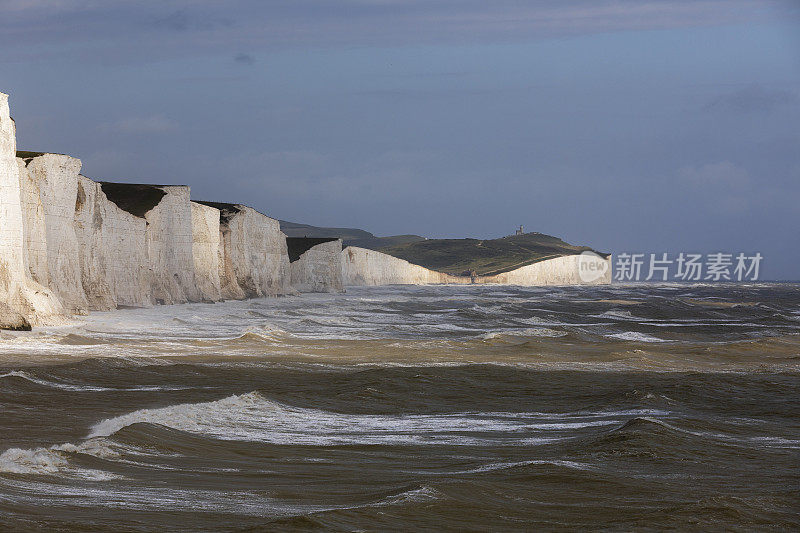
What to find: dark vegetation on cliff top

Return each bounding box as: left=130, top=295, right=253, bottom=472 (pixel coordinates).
left=16, top=150, right=46, bottom=160
left=16, top=150, right=72, bottom=164
left=99, top=182, right=167, bottom=218
left=286, top=237, right=339, bottom=262
left=195, top=200, right=243, bottom=225
left=280, top=220, right=424, bottom=250
left=379, top=233, right=603, bottom=276
left=280, top=220, right=604, bottom=276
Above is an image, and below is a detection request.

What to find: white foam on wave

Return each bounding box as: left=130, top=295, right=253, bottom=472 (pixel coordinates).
left=373, top=485, right=442, bottom=506
left=0, top=477, right=336, bottom=515
left=518, top=316, right=612, bottom=328
left=743, top=436, right=800, bottom=449
left=0, top=284, right=793, bottom=363
left=0, top=371, right=121, bottom=392
left=606, top=331, right=667, bottom=343
left=436, top=459, right=595, bottom=475
left=598, top=309, right=638, bottom=320
left=481, top=327, right=568, bottom=340
left=1, top=476, right=443, bottom=516
left=88, top=392, right=619, bottom=446
left=0, top=439, right=123, bottom=480
left=0, top=371, right=189, bottom=392
left=518, top=316, right=566, bottom=326
left=416, top=323, right=482, bottom=333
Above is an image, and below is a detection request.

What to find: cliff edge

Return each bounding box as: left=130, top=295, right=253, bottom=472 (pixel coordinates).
left=1, top=90, right=610, bottom=329
left=0, top=92, right=64, bottom=329
left=0, top=92, right=342, bottom=329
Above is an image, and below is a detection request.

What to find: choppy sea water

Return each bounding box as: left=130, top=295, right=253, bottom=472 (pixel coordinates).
left=0, top=284, right=798, bottom=531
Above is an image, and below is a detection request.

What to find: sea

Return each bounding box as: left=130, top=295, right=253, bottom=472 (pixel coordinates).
left=0, top=284, right=798, bottom=531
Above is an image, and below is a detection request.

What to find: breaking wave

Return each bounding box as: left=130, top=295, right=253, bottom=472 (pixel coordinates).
left=88, top=392, right=623, bottom=446
left=0, top=371, right=188, bottom=392
left=480, top=327, right=569, bottom=342
left=606, top=331, right=667, bottom=343
left=0, top=284, right=798, bottom=530
left=0, top=439, right=123, bottom=480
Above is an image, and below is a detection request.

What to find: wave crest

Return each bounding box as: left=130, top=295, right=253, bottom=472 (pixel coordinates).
left=87, top=392, right=617, bottom=446
left=0, top=439, right=123, bottom=480
left=481, top=327, right=568, bottom=343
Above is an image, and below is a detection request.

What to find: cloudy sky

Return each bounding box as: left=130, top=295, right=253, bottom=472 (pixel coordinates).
left=2, top=0, right=798, bottom=278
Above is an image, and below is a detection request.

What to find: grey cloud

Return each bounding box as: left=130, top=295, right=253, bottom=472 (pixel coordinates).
left=234, top=53, right=255, bottom=65
left=102, top=115, right=177, bottom=134
left=223, top=149, right=446, bottom=203
left=0, top=0, right=794, bottom=59
left=1, top=0, right=798, bottom=278
left=678, top=161, right=760, bottom=215
left=153, top=10, right=192, bottom=32
left=706, top=85, right=798, bottom=113
left=679, top=161, right=750, bottom=189
left=227, top=151, right=332, bottom=181
left=152, top=8, right=234, bottom=32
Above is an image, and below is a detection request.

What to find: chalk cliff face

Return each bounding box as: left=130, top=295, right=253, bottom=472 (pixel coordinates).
left=74, top=177, right=150, bottom=309
left=191, top=202, right=222, bottom=302
left=2, top=92, right=296, bottom=329
left=72, top=183, right=295, bottom=312
left=216, top=218, right=247, bottom=301
left=0, top=92, right=64, bottom=328
left=18, top=153, right=88, bottom=313
left=143, top=185, right=200, bottom=305
left=342, top=246, right=464, bottom=286
left=476, top=253, right=611, bottom=285
left=289, top=239, right=344, bottom=293
left=17, top=159, right=48, bottom=289
left=342, top=246, right=612, bottom=286
left=2, top=90, right=611, bottom=329
left=197, top=202, right=293, bottom=299
left=230, top=206, right=291, bottom=297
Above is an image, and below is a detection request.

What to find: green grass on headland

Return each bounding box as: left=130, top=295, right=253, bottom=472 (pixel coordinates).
left=280, top=220, right=425, bottom=250
left=280, top=220, right=605, bottom=276
left=16, top=151, right=46, bottom=160
left=377, top=233, right=604, bottom=276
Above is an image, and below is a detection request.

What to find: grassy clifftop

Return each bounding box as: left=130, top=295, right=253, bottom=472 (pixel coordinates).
left=378, top=233, right=603, bottom=276
left=280, top=220, right=604, bottom=277
left=280, top=220, right=425, bottom=250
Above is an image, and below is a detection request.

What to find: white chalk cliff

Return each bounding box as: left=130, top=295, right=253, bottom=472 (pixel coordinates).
left=191, top=201, right=223, bottom=302
left=290, top=239, right=344, bottom=293
left=19, top=153, right=89, bottom=313
left=0, top=93, right=341, bottom=329
left=74, top=177, right=151, bottom=309
left=474, top=253, right=611, bottom=285
left=1, top=91, right=609, bottom=329
left=342, top=246, right=463, bottom=286
left=195, top=202, right=294, bottom=299
left=0, top=93, right=64, bottom=329
left=342, top=246, right=611, bottom=287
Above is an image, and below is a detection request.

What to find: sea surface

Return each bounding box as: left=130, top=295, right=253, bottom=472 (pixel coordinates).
left=0, top=284, right=798, bottom=531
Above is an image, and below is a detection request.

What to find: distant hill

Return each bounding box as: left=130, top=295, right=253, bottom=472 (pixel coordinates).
left=279, top=220, right=604, bottom=276
left=279, top=220, right=425, bottom=250
left=378, top=233, right=605, bottom=276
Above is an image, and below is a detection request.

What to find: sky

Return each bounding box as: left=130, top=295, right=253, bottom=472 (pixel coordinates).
left=1, top=0, right=799, bottom=279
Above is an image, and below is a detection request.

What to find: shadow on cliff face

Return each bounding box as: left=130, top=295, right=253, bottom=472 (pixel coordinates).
left=194, top=201, right=243, bottom=225
left=99, top=182, right=167, bottom=218
left=286, top=237, right=339, bottom=263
